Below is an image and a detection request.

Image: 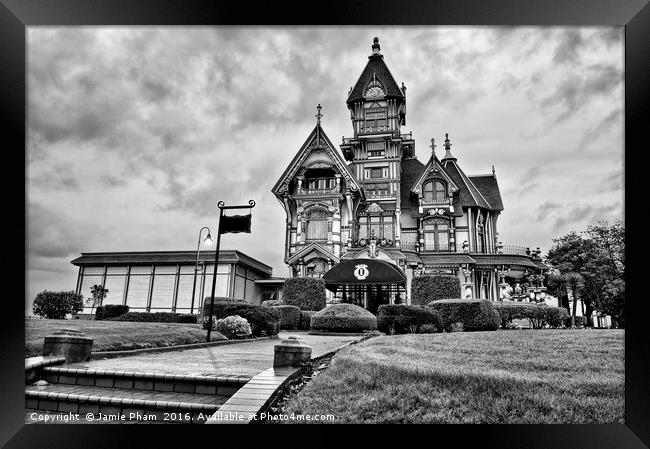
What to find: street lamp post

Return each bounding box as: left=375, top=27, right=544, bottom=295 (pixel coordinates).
left=190, top=227, right=213, bottom=315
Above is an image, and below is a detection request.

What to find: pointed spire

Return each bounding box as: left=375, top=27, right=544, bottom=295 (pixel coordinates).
left=371, top=36, right=381, bottom=55
left=492, top=165, right=496, bottom=177
left=315, top=104, right=323, bottom=126
left=442, top=132, right=456, bottom=161
left=429, top=138, right=436, bottom=160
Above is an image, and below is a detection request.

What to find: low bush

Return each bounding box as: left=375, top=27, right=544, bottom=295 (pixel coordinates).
left=564, top=315, right=588, bottom=328
left=32, top=290, right=84, bottom=319
left=95, top=304, right=129, bottom=320
left=108, top=312, right=197, bottom=323
left=202, top=303, right=280, bottom=337
left=299, top=310, right=316, bottom=330
left=283, top=277, right=327, bottom=311
left=215, top=315, right=252, bottom=339
left=202, top=297, right=246, bottom=316
left=417, top=324, right=440, bottom=334
left=411, top=275, right=462, bottom=305
left=271, top=305, right=301, bottom=330
left=492, top=302, right=570, bottom=329
left=376, top=305, right=443, bottom=335
left=310, top=304, right=377, bottom=333
left=261, top=299, right=283, bottom=307
left=426, top=299, right=500, bottom=332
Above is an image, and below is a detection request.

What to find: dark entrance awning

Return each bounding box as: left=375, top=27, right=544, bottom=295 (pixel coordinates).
left=322, top=258, right=407, bottom=292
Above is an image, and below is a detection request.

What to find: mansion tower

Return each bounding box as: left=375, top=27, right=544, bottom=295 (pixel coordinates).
left=272, top=38, right=545, bottom=302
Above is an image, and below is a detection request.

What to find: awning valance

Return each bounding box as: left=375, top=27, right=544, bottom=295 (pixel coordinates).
left=322, top=258, right=407, bottom=292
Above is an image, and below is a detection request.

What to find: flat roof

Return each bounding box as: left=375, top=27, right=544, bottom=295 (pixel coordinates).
left=71, top=250, right=273, bottom=276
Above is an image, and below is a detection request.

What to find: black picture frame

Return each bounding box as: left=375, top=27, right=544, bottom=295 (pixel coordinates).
left=1, top=0, right=647, bottom=447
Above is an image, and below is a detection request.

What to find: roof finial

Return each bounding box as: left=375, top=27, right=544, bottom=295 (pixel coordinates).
left=430, top=138, right=436, bottom=159
left=492, top=165, right=496, bottom=177
left=372, top=36, right=381, bottom=55
left=442, top=133, right=455, bottom=160
left=316, top=104, right=323, bottom=125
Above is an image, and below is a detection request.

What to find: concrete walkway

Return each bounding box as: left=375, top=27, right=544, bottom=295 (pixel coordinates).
left=66, top=332, right=364, bottom=377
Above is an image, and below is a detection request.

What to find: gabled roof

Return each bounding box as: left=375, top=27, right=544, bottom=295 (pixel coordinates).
left=347, top=53, right=404, bottom=105
left=442, top=160, right=493, bottom=210
left=468, top=175, right=504, bottom=211
left=286, top=242, right=340, bottom=265
left=272, top=124, right=363, bottom=200
left=409, top=155, right=460, bottom=195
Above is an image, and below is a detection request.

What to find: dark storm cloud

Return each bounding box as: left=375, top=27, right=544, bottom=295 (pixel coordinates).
left=540, top=63, right=622, bottom=123
left=552, top=203, right=620, bottom=231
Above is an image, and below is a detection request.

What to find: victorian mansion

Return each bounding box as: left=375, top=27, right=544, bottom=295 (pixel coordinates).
left=272, top=38, right=547, bottom=303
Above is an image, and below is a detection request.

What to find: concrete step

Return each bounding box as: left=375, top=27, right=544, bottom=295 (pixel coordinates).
left=25, top=383, right=230, bottom=424
left=40, top=366, right=250, bottom=396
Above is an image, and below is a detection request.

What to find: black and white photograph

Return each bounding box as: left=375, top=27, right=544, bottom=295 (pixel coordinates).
left=24, top=25, right=625, bottom=426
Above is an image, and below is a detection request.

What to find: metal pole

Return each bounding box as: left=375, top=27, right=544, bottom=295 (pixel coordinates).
left=206, top=209, right=223, bottom=342
left=190, top=227, right=210, bottom=315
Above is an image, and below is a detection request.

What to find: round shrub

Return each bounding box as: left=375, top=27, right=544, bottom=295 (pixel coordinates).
left=417, top=324, right=440, bottom=334
left=203, top=303, right=280, bottom=337
left=310, top=304, right=377, bottom=333
left=449, top=322, right=465, bottom=332
left=299, top=310, right=316, bottom=330
left=32, top=290, right=84, bottom=319
left=493, top=302, right=570, bottom=329
left=283, top=277, right=327, bottom=311
left=261, top=299, right=283, bottom=307
left=411, top=275, right=462, bottom=305
left=426, top=299, right=499, bottom=332
left=271, top=305, right=301, bottom=330
left=215, top=315, right=252, bottom=339
left=376, top=304, right=443, bottom=334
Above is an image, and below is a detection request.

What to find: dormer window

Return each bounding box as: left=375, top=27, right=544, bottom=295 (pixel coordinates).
left=423, top=180, right=446, bottom=202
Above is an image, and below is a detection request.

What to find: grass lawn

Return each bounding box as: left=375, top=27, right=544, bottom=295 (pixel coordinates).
left=282, top=329, right=624, bottom=424
left=25, top=319, right=223, bottom=357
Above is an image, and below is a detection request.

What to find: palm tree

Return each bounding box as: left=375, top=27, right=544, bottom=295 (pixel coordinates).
left=563, top=272, right=585, bottom=327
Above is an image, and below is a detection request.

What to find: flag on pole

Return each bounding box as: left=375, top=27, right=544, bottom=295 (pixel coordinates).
left=219, top=213, right=252, bottom=234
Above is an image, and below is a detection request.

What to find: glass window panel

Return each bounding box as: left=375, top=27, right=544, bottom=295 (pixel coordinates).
left=358, top=223, right=367, bottom=239
left=233, top=276, right=246, bottom=299
left=245, top=279, right=256, bottom=301
left=175, top=275, right=199, bottom=310
left=370, top=223, right=381, bottom=237
left=435, top=181, right=446, bottom=200
left=130, top=266, right=152, bottom=275
left=102, top=276, right=126, bottom=305
left=180, top=265, right=198, bottom=274
left=150, top=275, right=176, bottom=309
left=80, top=275, right=104, bottom=299
left=125, top=275, right=150, bottom=308
left=307, top=219, right=327, bottom=240
left=155, top=265, right=177, bottom=274
left=106, top=266, right=127, bottom=275
left=383, top=222, right=393, bottom=240
left=236, top=265, right=247, bottom=276
left=438, top=231, right=449, bottom=250
left=83, top=267, right=105, bottom=275
left=424, top=232, right=436, bottom=250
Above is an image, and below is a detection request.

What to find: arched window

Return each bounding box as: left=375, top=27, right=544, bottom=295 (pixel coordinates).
left=306, top=210, right=328, bottom=240
left=423, top=218, right=450, bottom=251
left=423, top=180, right=446, bottom=202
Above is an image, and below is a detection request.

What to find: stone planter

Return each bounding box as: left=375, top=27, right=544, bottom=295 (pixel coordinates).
left=43, top=329, right=94, bottom=363
left=273, top=335, right=312, bottom=367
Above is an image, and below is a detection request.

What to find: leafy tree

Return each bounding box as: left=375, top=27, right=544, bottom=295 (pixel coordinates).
left=33, top=290, right=84, bottom=319
left=87, top=284, right=109, bottom=315
left=546, top=220, right=625, bottom=327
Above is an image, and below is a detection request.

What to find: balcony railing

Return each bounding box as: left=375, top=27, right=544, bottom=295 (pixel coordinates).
left=296, top=185, right=340, bottom=196
left=397, top=239, right=534, bottom=256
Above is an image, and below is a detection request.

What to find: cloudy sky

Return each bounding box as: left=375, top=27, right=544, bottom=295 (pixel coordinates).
left=26, top=26, right=623, bottom=312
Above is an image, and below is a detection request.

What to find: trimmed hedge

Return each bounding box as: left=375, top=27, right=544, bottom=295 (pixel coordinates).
left=299, top=310, right=316, bottom=330
left=492, top=302, right=570, bottom=329
left=377, top=304, right=443, bottom=334
left=411, top=275, right=462, bottom=305
left=283, top=277, right=327, bottom=311
left=203, top=303, right=280, bottom=337
left=426, top=299, right=500, bottom=331
left=95, top=304, right=129, bottom=320
left=108, top=312, right=197, bottom=323
left=202, top=297, right=247, bottom=316
left=261, top=300, right=283, bottom=308
left=271, top=305, right=301, bottom=330
left=310, top=304, right=378, bottom=332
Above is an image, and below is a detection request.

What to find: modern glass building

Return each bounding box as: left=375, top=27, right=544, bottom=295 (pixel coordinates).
left=71, top=250, right=273, bottom=314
